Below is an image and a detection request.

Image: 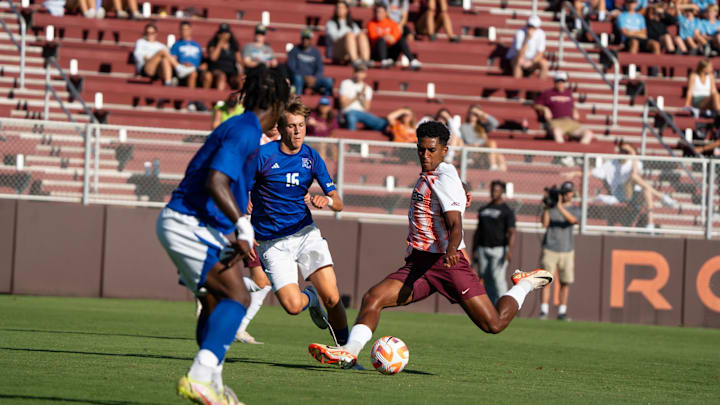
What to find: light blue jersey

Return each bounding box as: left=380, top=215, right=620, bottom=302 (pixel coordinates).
left=166, top=112, right=261, bottom=234
left=701, top=18, right=720, bottom=36
left=678, top=14, right=699, bottom=39
left=250, top=141, right=336, bottom=241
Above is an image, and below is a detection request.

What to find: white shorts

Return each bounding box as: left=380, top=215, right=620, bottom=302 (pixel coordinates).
left=156, top=207, right=235, bottom=296
left=257, top=224, right=333, bottom=292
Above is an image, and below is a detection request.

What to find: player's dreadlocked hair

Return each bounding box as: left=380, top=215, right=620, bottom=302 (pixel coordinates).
left=417, top=120, right=450, bottom=146
left=240, top=65, right=291, bottom=113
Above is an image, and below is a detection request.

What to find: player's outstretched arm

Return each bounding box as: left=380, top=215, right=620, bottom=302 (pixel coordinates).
left=310, top=190, right=344, bottom=212
left=206, top=169, right=256, bottom=260
left=442, top=210, right=463, bottom=268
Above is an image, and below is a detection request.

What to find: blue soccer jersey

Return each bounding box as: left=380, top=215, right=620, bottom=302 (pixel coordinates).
left=166, top=112, right=261, bottom=234
left=250, top=141, right=336, bottom=241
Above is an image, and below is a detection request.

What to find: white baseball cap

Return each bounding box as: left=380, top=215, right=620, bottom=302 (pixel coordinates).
left=554, top=71, right=569, bottom=82
left=528, top=15, right=542, bottom=28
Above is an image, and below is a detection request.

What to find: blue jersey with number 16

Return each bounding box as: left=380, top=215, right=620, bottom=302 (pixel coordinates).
left=250, top=141, right=336, bottom=241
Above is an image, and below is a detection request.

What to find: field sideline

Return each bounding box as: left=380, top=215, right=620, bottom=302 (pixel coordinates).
left=1, top=295, right=718, bottom=405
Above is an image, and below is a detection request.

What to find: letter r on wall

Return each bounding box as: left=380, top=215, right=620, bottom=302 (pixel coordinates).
left=610, top=250, right=672, bottom=310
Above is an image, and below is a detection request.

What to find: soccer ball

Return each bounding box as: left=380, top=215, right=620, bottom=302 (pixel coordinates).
left=370, top=336, right=409, bottom=375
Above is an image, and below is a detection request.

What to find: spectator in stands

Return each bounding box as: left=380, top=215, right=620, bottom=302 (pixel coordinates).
left=211, top=91, right=243, bottom=130
left=645, top=3, right=677, bottom=56
left=77, top=0, right=104, bottom=18
left=684, top=59, right=720, bottom=117
left=387, top=107, right=417, bottom=143
left=204, top=23, right=242, bottom=91
left=700, top=5, right=720, bottom=53
left=505, top=15, right=548, bottom=79
left=383, top=0, right=414, bottom=41
left=308, top=97, right=339, bottom=161
left=338, top=64, right=388, bottom=131
left=133, top=23, right=194, bottom=86
left=43, top=0, right=66, bottom=16
left=325, top=0, right=371, bottom=68
left=170, top=21, right=202, bottom=89
left=243, top=24, right=278, bottom=69
left=693, top=0, right=715, bottom=12
left=416, top=0, right=461, bottom=42
left=367, top=2, right=422, bottom=69
left=675, top=4, right=705, bottom=55
left=435, top=108, right=464, bottom=163
left=109, top=0, right=140, bottom=19
left=460, top=105, right=507, bottom=171
left=308, top=97, right=339, bottom=138
left=533, top=71, right=593, bottom=144
left=617, top=0, right=648, bottom=54
left=588, top=141, right=677, bottom=230
left=287, top=28, right=334, bottom=96
left=576, top=0, right=608, bottom=22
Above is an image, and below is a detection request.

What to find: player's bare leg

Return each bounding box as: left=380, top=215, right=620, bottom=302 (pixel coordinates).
left=459, top=294, right=518, bottom=334
left=274, top=280, right=329, bottom=330
left=308, top=265, right=348, bottom=339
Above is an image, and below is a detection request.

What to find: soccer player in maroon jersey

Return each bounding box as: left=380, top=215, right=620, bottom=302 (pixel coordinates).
left=308, top=120, right=553, bottom=369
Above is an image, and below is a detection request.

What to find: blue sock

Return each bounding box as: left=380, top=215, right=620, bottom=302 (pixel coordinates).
left=195, top=314, right=209, bottom=347
left=200, top=299, right=246, bottom=363
left=336, top=326, right=349, bottom=346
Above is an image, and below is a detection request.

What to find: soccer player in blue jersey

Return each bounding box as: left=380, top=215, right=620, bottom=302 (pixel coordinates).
left=156, top=66, right=290, bottom=405
left=250, top=99, right=350, bottom=346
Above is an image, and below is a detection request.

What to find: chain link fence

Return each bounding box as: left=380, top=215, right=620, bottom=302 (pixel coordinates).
left=0, top=118, right=716, bottom=238
left=712, top=160, right=720, bottom=238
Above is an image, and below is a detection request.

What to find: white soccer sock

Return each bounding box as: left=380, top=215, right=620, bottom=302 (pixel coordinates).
left=237, top=286, right=271, bottom=334
left=558, top=305, right=567, bottom=315
left=188, top=349, right=218, bottom=383
left=540, top=303, right=550, bottom=314
left=243, top=276, right=262, bottom=293
left=501, top=279, right=533, bottom=310
left=344, top=324, right=373, bottom=356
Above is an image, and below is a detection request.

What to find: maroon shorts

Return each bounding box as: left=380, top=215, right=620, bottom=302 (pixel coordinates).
left=243, top=247, right=262, bottom=269
left=386, top=249, right=486, bottom=304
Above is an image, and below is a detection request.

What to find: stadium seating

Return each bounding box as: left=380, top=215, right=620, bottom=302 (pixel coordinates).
left=0, top=0, right=706, bottom=232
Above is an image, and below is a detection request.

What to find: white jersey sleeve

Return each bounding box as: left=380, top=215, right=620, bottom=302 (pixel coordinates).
left=431, top=163, right=466, bottom=213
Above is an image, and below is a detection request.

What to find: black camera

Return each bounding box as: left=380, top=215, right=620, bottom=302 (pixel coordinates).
left=543, top=185, right=561, bottom=208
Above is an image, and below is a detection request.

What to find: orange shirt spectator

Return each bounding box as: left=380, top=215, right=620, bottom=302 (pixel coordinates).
left=387, top=107, right=416, bottom=143
left=367, top=17, right=401, bottom=46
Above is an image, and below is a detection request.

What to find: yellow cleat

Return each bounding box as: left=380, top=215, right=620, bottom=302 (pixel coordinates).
left=177, top=375, right=227, bottom=405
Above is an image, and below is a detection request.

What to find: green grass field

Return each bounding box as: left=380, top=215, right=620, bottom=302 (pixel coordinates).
left=1, top=295, right=718, bottom=405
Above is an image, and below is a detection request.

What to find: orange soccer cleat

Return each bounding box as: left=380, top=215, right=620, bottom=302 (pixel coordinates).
left=308, top=343, right=357, bottom=369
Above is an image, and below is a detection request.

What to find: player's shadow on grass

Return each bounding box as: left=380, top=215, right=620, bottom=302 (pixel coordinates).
left=0, top=347, right=193, bottom=362
left=1, top=328, right=193, bottom=341
left=226, top=357, right=336, bottom=372
left=0, top=393, right=170, bottom=405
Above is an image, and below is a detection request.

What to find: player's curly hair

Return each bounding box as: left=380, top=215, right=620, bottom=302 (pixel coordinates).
left=417, top=120, right=450, bottom=146
left=240, top=65, right=291, bottom=113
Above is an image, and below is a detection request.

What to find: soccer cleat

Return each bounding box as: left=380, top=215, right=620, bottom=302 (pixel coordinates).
left=557, top=313, right=570, bottom=322
left=222, top=385, right=245, bottom=405
left=235, top=330, right=263, bottom=345
left=303, top=286, right=328, bottom=330
left=511, top=269, right=553, bottom=289
left=308, top=343, right=357, bottom=369
left=177, top=375, right=226, bottom=405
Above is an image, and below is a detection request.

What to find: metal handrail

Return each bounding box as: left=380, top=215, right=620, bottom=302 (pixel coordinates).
left=640, top=97, right=695, bottom=156
left=1, top=0, right=26, bottom=88
left=46, top=56, right=97, bottom=123
left=557, top=1, right=619, bottom=127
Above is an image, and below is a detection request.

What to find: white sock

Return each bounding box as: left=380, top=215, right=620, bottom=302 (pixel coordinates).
left=237, top=286, right=271, bottom=334
left=540, top=303, right=550, bottom=314
left=598, top=10, right=606, bottom=21
left=188, top=349, right=218, bottom=383
left=501, top=279, right=533, bottom=310
left=558, top=305, right=567, bottom=315
left=243, top=276, right=262, bottom=293
left=344, top=324, right=373, bottom=356
left=211, top=362, right=224, bottom=393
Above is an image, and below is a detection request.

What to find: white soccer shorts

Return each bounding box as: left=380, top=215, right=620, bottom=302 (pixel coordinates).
left=256, top=224, right=333, bottom=291
left=156, top=207, right=234, bottom=296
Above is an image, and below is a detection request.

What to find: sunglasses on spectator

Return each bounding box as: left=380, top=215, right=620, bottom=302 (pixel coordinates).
left=146, top=30, right=157, bottom=35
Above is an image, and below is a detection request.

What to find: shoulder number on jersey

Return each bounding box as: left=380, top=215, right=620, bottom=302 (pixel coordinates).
left=411, top=191, right=424, bottom=202
left=286, top=172, right=300, bottom=187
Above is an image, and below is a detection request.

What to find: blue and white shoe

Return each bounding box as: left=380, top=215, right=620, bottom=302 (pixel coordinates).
left=303, top=285, right=328, bottom=329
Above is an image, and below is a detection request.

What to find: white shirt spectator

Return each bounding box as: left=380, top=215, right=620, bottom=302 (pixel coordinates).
left=133, top=39, right=168, bottom=72
left=339, top=78, right=372, bottom=113
left=506, top=27, right=546, bottom=60
left=591, top=159, right=643, bottom=204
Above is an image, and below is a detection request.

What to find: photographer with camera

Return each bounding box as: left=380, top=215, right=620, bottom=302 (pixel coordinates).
left=539, top=181, right=579, bottom=321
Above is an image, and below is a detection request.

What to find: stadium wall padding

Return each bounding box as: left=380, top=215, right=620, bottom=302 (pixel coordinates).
left=0, top=199, right=16, bottom=293
left=3, top=202, right=720, bottom=328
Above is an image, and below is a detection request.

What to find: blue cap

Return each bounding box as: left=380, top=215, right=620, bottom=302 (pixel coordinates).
left=318, top=97, right=331, bottom=105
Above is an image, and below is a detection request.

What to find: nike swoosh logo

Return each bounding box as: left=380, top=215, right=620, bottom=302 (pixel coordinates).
left=461, top=288, right=470, bottom=295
